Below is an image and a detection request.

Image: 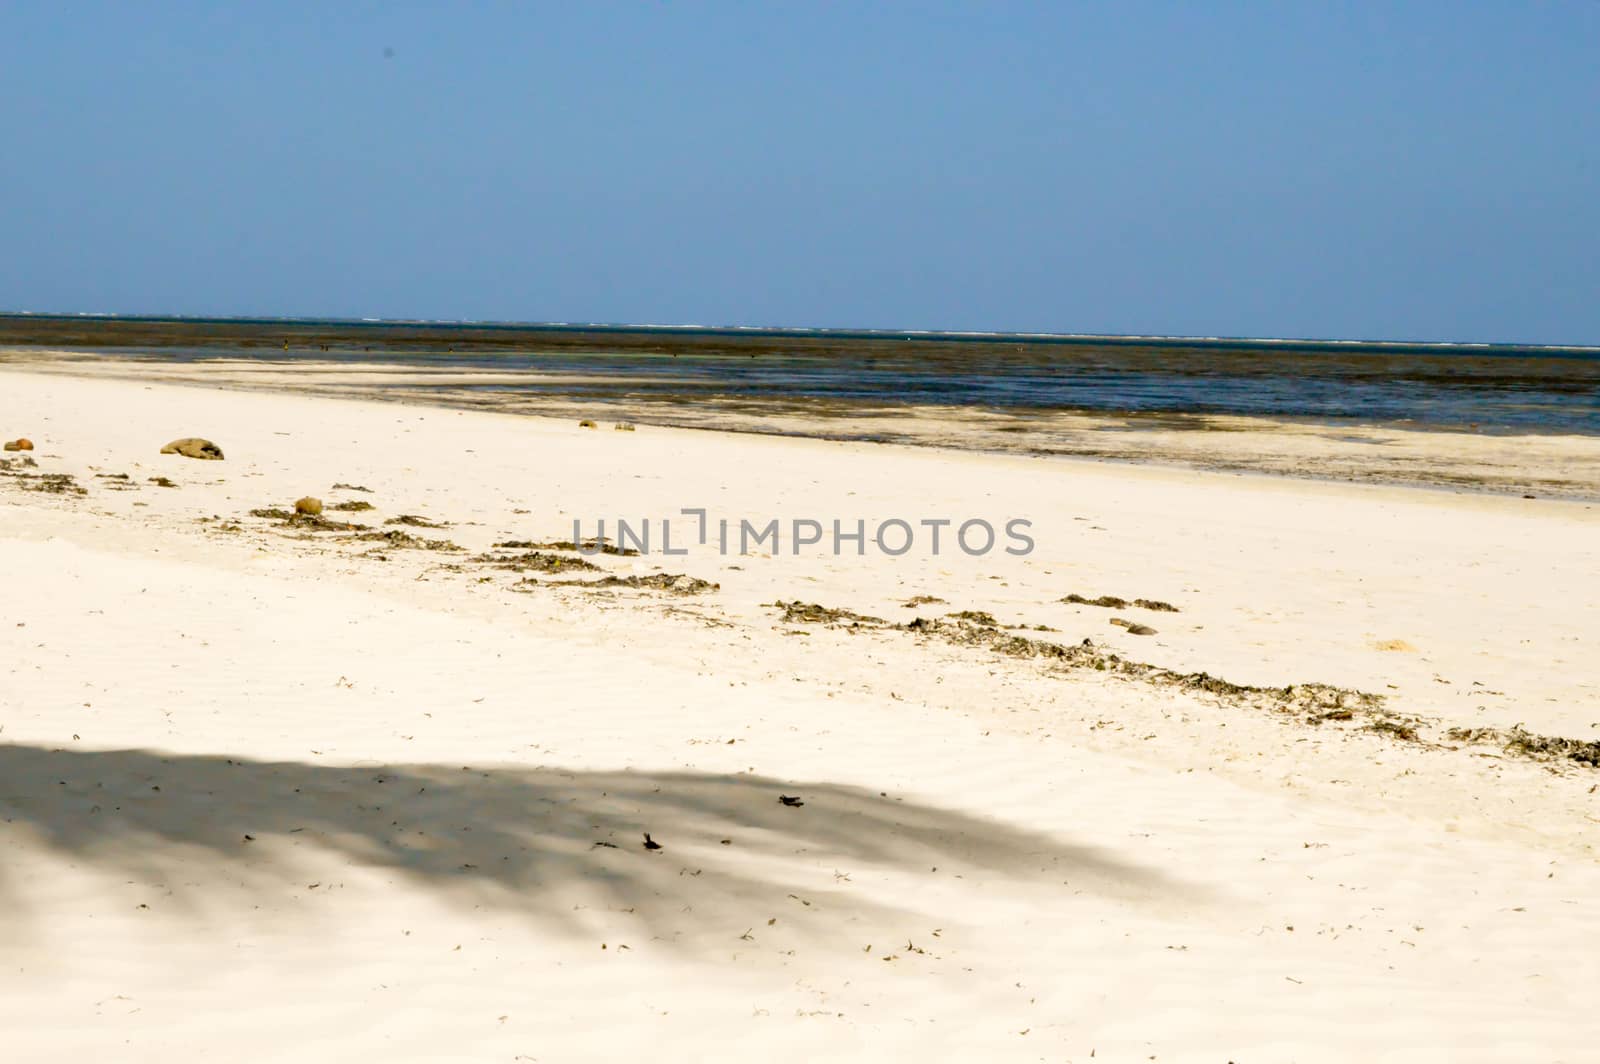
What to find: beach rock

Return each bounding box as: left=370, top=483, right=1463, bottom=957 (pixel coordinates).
left=578, top=419, right=597, bottom=429
left=1109, top=617, right=1157, bottom=636
left=295, top=496, right=324, bottom=516
left=160, top=438, right=224, bottom=460
left=3, top=438, right=33, bottom=451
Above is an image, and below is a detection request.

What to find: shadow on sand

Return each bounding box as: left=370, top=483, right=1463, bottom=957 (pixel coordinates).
left=0, top=743, right=1187, bottom=943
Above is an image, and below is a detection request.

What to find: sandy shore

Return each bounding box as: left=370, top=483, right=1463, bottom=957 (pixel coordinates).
left=3, top=366, right=1598, bottom=1061
left=10, top=346, right=1600, bottom=500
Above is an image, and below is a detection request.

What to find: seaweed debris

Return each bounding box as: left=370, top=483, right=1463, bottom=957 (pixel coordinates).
left=474, top=550, right=602, bottom=573
left=553, top=573, right=719, bottom=595
left=248, top=507, right=364, bottom=532
left=776, top=604, right=1382, bottom=718
left=768, top=601, right=885, bottom=627
left=3, top=467, right=87, bottom=495
left=355, top=529, right=460, bottom=551
left=1445, top=725, right=1600, bottom=768
left=1064, top=593, right=1179, bottom=613
left=495, top=538, right=641, bottom=557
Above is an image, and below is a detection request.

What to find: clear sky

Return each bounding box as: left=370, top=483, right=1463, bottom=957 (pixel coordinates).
left=1, top=3, right=1596, bottom=344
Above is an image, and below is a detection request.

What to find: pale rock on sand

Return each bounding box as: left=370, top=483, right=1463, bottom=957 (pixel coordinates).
left=160, top=436, right=224, bottom=460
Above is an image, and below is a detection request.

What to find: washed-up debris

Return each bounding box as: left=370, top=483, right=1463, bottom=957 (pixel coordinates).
left=355, top=529, right=460, bottom=551
left=3, top=467, right=86, bottom=495
left=1446, top=725, right=1600, bottom=768
left=777, top=603, right=1383, bottom=720
left=494, top=538, right=640, bottom=557
left=769, top=601, right=884, bottom=626
left=1064, top=593, right=1179, bottom=612
left=553, top=573, right=718, bottom=595
left=248, top=507, right=363, bottom=532
left=474, top=550, right=602, bottom=573
left=1364, top=718, right=1421, bottom=742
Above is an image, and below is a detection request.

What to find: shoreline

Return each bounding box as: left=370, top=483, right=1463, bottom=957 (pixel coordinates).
left=10, top=347, right=1600, bottom=501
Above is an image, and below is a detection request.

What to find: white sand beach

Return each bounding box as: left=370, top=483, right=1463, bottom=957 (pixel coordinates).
left=3, top=365, right=1598, bottom=1062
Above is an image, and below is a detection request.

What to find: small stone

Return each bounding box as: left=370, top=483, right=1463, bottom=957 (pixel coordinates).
left=578, top=419, right=597, bottom=429
left=160, top=438, right=224, bottom=460
left=295, top=496, right=324, bottom=516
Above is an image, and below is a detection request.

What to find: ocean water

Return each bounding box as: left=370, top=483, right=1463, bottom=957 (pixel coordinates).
left=5, top=315, right=1599, bottom=435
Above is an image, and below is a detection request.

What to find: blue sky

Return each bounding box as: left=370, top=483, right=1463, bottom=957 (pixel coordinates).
left=1, top=3, right=1596, bottom=344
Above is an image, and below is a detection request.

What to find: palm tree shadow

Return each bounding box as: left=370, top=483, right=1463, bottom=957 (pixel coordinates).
left=0, top=743, right=1191, bottom=946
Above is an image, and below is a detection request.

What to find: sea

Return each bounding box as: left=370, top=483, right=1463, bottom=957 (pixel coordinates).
left=3, top=314, right=1598, bottom=435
